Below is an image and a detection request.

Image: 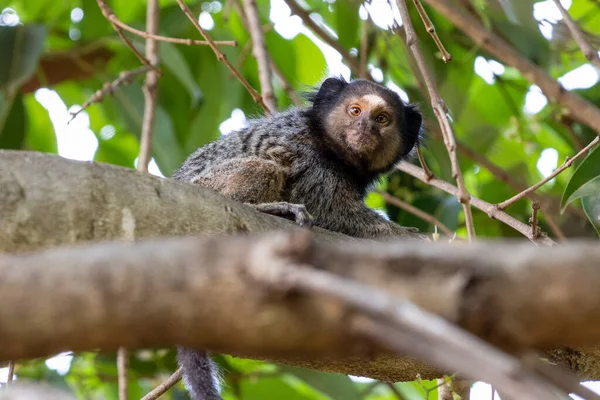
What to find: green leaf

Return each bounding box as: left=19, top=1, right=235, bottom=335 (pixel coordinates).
left=0, top=91, right=26, bottom=149
left=582, top=191, right=600, bottom=237
left=335, top=0, right=360, bottom=50
left=158, top=41, right=203, bottom=107
left=561, top=146, right=600, bottom=211
left=280, top=366, right=362, bottom=400
left=23, top=94, right=57, bottom=153
left=111, top=83, right=184, bottom=175
left=0, top=24, right=46, bottom=91
left=294, top=33, right=327, bottom=85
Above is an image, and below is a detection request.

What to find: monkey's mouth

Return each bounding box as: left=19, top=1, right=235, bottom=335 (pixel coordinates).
left=348, top=129, right=378, bottom=150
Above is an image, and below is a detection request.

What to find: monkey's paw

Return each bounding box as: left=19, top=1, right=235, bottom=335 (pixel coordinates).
left=251, top=202, right=314, bottom=228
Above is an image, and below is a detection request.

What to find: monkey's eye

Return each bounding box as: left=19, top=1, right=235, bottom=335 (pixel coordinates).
left=375, top=114, right=389, bottom=124
left=348, top=106, right=362, bottom=117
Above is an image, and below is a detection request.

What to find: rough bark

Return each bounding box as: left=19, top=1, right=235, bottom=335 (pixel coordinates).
left=1, top=150, right=409, bottom=253
left=2, top=151, right=600, bottom=382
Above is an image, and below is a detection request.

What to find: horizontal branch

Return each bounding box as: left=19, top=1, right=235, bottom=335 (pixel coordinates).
left=1, top=151, right=416, bottom=253
left=2, top=230, right=600, bottom=383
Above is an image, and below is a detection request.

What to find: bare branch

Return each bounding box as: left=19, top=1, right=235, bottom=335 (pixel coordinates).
left=6, top=361, right=14, bottom=383
left=498, top=136, right=600, bottom=210
left=140, top=369, right=183, bottom=400
left=4, top=230, right=600, bottom=384
left=380, top=192, right=454, bottom=236
left=395, top=0, right=476, bottom=242
left=411, top=0, right=452, bottom=62
left=530, top=201, right=541, bottom=239
left=175, top=0, right=271, bottom=113
left=241, top=0, right=277, bottom=113
left=95, top=0, right=235, bottom=47
left=68, top=66, right=151, bottom=123
left=137, top=0, right=160, bottom=173
left=552, top=0, right=600, bottom=70
left=397, top=161, right=555, bottom=246
left=117, top=348, right=128, bottom=400
left=424, top=0, right=600, bottom=134
left=96, top=0, right=161, bottom=75
left=415, top=146, right=434, bottom=181
left=359, top=18, right=371, bottom=79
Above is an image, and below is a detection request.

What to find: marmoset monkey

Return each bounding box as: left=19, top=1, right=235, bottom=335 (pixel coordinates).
left=172, top=76, right=423, bottom=399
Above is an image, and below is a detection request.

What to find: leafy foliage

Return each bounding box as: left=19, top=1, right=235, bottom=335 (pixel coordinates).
left=2, top=0, right=600, bottom=398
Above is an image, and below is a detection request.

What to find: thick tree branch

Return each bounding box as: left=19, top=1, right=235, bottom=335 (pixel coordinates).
left=2, top=230, right=600, bottom=387
left=423, top=0, right=600, bottom=134
left=0, top=151, right=421, bottom=253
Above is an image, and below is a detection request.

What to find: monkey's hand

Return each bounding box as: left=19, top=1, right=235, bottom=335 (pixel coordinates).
left=248, top=202, right=314, bottom=228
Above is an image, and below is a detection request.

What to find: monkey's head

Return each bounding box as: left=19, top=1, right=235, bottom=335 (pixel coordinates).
left=309, top=76, right=423, bottom=172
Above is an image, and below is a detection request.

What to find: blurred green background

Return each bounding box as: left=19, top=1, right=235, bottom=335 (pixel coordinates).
left=1, top=0, right=600, bottom=398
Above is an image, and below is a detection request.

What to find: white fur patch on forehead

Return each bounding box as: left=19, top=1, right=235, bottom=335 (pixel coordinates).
left=359, top=94, right=388, bottom=109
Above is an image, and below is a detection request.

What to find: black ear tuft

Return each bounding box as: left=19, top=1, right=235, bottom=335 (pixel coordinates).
left=307, top=76, right=348, bottom=108
left=403, top=103, right=424, bottom=156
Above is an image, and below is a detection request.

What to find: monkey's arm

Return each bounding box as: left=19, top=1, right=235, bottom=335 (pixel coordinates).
left=189, top=157, right=313, bottom=226
left=316, top=200, right=418, bottom=239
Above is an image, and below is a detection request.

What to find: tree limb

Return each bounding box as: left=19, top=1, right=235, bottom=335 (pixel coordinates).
left=2, top=229, right=600, bottom=387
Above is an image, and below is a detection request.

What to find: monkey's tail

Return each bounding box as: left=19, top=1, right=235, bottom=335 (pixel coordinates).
left=177, top=347, right=223, bottom=400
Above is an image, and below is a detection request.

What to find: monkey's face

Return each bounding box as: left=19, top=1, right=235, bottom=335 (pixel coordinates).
left=324, top=93, right=402, bottom=171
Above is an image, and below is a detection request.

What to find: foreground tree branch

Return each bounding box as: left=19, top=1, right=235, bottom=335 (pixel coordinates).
left=2, top=229, right=600, bottom=390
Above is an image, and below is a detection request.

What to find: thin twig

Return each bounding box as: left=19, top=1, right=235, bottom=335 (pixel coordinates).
left=397, top=161, right=555, bottom=246
left=498, top=136, right=600, bottom=210
left=117, top=347, right=128, bottom=400
left=175, top=0, right=271, bottom=114
left=96, top=0, right=161, bottom=75
left=530, top=201, right=541, bottom=239
left=95, top=0, right=236, bottom=47
left=6, top=361, right=14, bottom=383
left=141, top=368, right=183, bottom=400
left=68, top=66, right=151, bottom=123
left=241, top=0, right=276, bottom=113
left=552, top=0, right=600, bottom=70
left=411, top=0, right=452, bottom=62
left=283, top=0, right=362, bottom=76
left=380, top=192, right=454, bottom=236
left=395, top=0, right=476, bottom=243
left=415, top=146, right=434, bottom=180
left=138, top=0, right=160, bottom=173
left=359, top=18, right=371, bottom=79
